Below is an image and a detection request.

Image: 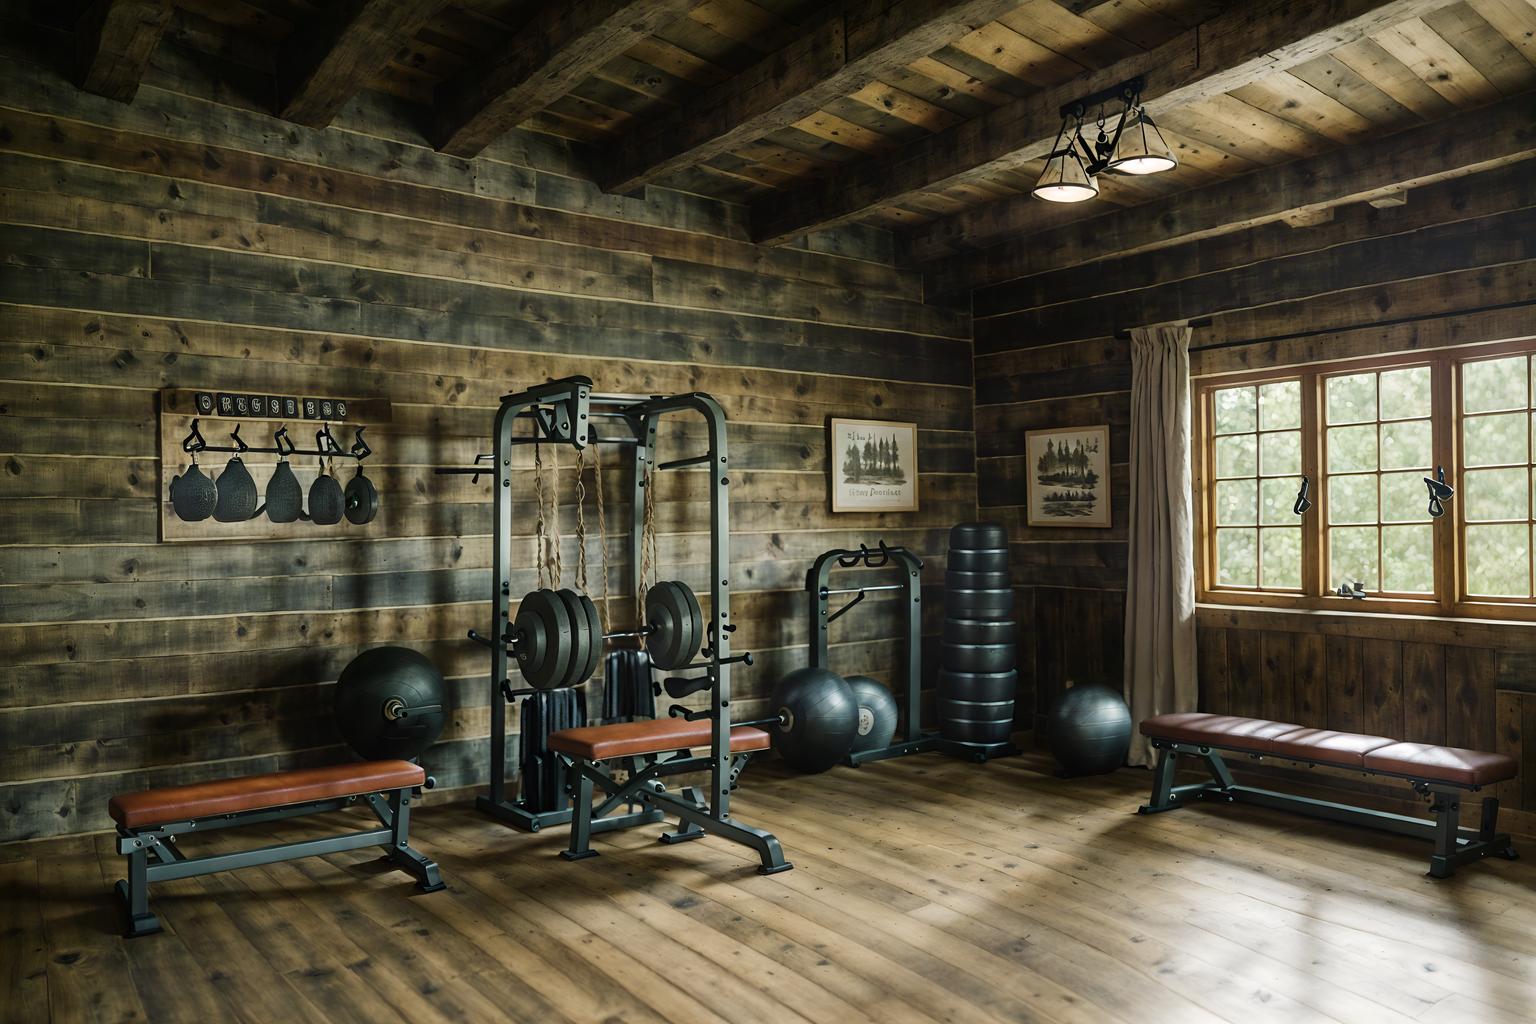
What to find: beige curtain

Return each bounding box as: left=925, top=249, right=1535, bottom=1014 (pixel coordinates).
left=1123, top=324, right=1198, bottom=766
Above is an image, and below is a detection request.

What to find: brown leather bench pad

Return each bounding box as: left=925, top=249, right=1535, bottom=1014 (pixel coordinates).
left=548, top=719, right=771, bottom=761
left=109, top=760, right=426, bottom=830
left=1362, top=742, right=1517, bottom=787
left=1141, top=712, right=1516, bottom=785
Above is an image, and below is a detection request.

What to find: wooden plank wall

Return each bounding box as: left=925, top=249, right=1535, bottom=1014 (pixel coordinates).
left=968, top=149, right=1536, bottom=808
left=0, top=13, right=976, bottom=842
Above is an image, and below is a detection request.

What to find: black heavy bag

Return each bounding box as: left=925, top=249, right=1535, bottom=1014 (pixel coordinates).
left=169, top=462, right=218, bottom=522
left=213, top=456, right=258, bottom=522
left=309, top=464, right=344, bottom=525
left=266, top=459, right=303, bottom=523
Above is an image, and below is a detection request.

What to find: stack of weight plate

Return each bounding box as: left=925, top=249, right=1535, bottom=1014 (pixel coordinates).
left=938, top=522, right=1017, bottom=751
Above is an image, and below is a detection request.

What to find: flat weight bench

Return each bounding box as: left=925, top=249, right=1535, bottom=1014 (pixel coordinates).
left=547, top=717, right=791, bottom=874
left=1139, top=713, right=1520, bottom=878
left=109, top=760, right=445, bottom=937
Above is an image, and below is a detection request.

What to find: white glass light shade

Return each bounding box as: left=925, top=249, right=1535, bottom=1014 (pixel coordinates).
left=1106, top=109, right=1176, bottom=175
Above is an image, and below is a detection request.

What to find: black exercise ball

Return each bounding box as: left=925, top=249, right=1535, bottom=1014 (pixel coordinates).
left=845, top=675, right=898, bottom=754
left=770, top=667, right=858, bottom=773
left=1046, top=683, right=1132, bottom=776
left=334, top=646, right=448, bottom=761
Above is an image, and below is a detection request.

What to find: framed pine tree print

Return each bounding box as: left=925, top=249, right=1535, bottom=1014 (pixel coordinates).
left=830, top=418, right=919, bottom=513
left=1025, top=425, right=1111, bottom=528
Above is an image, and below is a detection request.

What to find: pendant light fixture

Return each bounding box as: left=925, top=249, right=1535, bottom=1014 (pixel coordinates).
left=1031, top=116, right=1099, bottom=203
left=1032, top=76, right=1176, bottom=204
left=1105, top=106, right=1177, bottom=175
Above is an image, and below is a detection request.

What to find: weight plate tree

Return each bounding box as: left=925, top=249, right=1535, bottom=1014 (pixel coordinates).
left=937, top=522, right=1020, bottom=758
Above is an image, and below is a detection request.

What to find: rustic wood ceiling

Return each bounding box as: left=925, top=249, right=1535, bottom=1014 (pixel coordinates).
left=78, top=0, right=1536, bottom=281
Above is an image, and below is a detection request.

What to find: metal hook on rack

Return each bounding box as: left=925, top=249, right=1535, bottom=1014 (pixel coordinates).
left=349, top=426, right=372, bottom=462
left=181, top=419, right=207, bottom=454
left=827, top=589, right=868, bottom=625
left=230, top=424, right=249, bottom=454
left=433, top=452, right=495, bottom=483
left=274, top=426, right=296, bottom=457
left=315, top=425, right=345, bottom=457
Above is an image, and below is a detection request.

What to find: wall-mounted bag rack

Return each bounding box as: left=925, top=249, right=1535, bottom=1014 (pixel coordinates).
left=158, top=388, right=392, bottom=543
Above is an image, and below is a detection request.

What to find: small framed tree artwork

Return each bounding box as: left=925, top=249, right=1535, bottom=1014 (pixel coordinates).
left=830, top=418, right=919, bottom=513
left=1025, top=425, right=1111, bottom=528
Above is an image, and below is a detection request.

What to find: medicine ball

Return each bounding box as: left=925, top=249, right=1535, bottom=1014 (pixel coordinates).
left=334, top=646, right=448, bottom=761
left=1046, top=683, right=1132, bottom=776
left=845, top=675, right=898, bottom=754
left=770, top=667, right=858, bottom=773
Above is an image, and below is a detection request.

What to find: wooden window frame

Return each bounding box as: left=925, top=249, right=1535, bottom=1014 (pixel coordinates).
left=1194, top=339, right=1536, bottom=622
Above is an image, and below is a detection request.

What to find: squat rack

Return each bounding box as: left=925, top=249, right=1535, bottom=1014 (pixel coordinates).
left=450, top=376, right=773, bottom=857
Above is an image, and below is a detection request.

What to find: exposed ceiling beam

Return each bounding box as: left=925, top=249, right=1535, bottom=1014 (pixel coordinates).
left=927, top=90, right=1536, bottom=299
left=433, top=0, right=703, bottom=159
left=598, top=0, right=1023, bottom=195
left=751, top=0, right=1461, bottom=245
left=278, top=0, right=449, bottom=129
left=75, top=0, right=171, bottom=104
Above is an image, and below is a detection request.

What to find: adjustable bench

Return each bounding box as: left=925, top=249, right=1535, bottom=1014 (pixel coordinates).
left=547, top=716, right=791, bottom=874
left=109, top=760, right=445, bottom=937
left=1138, top=713, right=1519, bottom=878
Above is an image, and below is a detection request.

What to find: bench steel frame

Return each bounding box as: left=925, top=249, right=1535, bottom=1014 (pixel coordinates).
left=1139, top=739, right=1519, bottom=878
left=115, top=784, right=444, bottom=937
left=560, top=748, right=789, bottom=873
left=474, top=376, right=786, bottom=867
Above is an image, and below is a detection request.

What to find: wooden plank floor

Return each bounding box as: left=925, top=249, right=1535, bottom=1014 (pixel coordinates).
left=3, top=753, right=1534, bottom=1023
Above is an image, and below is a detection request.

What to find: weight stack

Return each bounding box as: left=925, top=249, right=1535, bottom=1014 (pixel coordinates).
left=938, top=522, right=1018, bottom=754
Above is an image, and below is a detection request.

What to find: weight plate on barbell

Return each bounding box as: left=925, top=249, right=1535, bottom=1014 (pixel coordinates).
left=645, top=581, right=698, bottom=670
left=677, top=581, right=704, bottom=660
left=553, top=589, right=592, bottom=689
left=558, top=589, right=603, bottom=686
left=514, top=589, right=574, bottom=690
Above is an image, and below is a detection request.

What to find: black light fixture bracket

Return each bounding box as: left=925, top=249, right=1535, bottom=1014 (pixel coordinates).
left=1058, top=75, right=1145, bottom=121
left=1055, top=76, right=1146, bottom=176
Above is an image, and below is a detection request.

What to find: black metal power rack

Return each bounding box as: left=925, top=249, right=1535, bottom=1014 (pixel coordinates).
left=453, top=376, right=778, bottom=860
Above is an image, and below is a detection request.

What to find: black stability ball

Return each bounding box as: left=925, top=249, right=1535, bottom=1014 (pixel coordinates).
left=334, top=646, right=448, bottom=761
left=770, top=667, right=858, bottom=773
left=845, top=675, right=898, bottom=754
left=1046, top=683, right=1132, bottom=776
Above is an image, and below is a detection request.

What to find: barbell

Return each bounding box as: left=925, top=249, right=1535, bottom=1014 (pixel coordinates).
left=472, top=580, right=709, bottom=690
